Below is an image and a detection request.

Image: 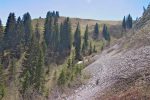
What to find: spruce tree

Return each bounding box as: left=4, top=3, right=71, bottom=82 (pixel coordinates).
left=59, top=18, right=72, bottom=55
left=44, top=11, right=53, bottom=48
left=102, top=24, right=110, bottom=41
left=89, top=42, right=92, bottom=55
left=83, top=25, right=89, bottom=49
left=56, top=11, right=59, bottom=17
left=21, top=33, right=45, bottom=94
left=64, top=17, right=72, bottom=53
left=34, top=46, right=44, bottom=91
left=82, top=25, right=89, bottom=55
left=126, top=14, right=132, bottom=29
left=23, top=12, right=33, bottom=48
left=0, top=19, right=3, bottom=34
left=93, top=23, right=99, bottom=39
left=58, top=23, right=64, bottom=53
left=4, top=13, right=16, bottom=50
left=21, top=35, right=38, bottom=93
left=14, top=17, right=24, bottom=58
left=52, top=15, right=59, bottom=51
left=74, top=22, right=81, bottom=60
left=122, top=16, right=126, bottom=30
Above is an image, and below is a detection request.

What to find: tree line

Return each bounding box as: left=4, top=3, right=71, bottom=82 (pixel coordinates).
left=122, top=14, right=133, bottom=30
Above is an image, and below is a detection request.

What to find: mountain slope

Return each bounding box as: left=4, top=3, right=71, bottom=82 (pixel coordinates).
left=64, top=6, right=150, bottom=100
left=32, top=16, right=121, bottom=36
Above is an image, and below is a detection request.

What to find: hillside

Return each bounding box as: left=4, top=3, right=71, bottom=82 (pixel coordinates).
left=0, top=1, right=149, bottom=100
left=32, top=16, right=121, bottom=37
left=64, top=5, right=150, bottom=100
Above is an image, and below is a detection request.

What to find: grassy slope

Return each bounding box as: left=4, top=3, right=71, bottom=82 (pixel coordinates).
left=32, top=16, right=121, bottom=52
left=32, top=16, right=121, bottom=36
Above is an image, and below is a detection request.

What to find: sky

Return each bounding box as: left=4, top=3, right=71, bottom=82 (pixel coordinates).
left=0, top=0, right=149, bottom=24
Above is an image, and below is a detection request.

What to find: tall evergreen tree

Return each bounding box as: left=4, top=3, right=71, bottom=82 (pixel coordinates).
left=44, top=11, right=53, bottom=47
left=89, top=42, right=92, bottom=55
left=3, top=13, right=16, bottom=50
left=14, top=17, right=24, bottom=58
left=102, top=24, right=110, bottom=41
left=52, top=14, right=59, bottom=51
left=60, top=17, right=72, bottom=55
left=74, top=22, right=81, bottom=60
left=0, top=19, right=3, bottom=34
left=34, top=46, right=44, bottom=91
left=58, top=23, right=64, bottom=53
left=23, top=12, right=33, bottom=48
left=82, top=25, right=89, bottom=55
left=21, top=35, right=44, bottom=94
left=56, top=11, right=59, bottom=17
left=93, top=23, right=99, bottom=39
left=126, top=14, right=133, bottom=29
left=122, top=16, right=126, bottom=30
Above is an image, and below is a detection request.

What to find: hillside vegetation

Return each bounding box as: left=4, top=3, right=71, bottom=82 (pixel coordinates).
left=1, top=2, right=148, bottom=100
left=0, top=10, right=122, bottom=100
left=32, top=17, right=121, bottom=35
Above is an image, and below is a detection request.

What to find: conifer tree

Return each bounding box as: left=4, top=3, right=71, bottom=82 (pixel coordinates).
left=0, top=19, right=3, bottom=34
left=21, top=36, right=38, bottom=93
left=56, top=11, right=59, bottom=17
left=4, top=13, right=16, bottom=49
left=82, top=25, right=89, bottom=55
left=21, top=33, right=45, bottom=94
left=52, top=15, right=59, bottom=51
left=14, top=17, right=24, bottom=58
left=44, top=11, right=52, bottom=46
left=58, top=23, right=63, bottom=53
left=126, top=14, right=132, bottom=29
left=59, top=18, right=72, bottom=55
left=102, top=24, right=110, bottom=41
left=83, top=25, right=89, bottom=49
left=89, top=42, right=93, bottom=55
left=122, top=16, right=126, bottom=30
left=34, top=47, right=44, bottom=91
left=74, top=22, right=81, bottom=60
left=64, top=17, right=72, bottom=53
left=23, top=12, right=33, bottom=48
left=93, top=23, right=99, bottom=39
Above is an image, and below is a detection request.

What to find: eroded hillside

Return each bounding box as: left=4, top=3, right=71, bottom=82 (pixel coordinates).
left=64, top=5, right=150, bottom=100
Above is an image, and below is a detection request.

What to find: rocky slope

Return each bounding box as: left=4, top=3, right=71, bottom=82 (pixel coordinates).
left=63, top=6, right=150, bottom=100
